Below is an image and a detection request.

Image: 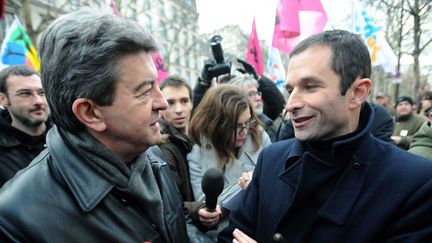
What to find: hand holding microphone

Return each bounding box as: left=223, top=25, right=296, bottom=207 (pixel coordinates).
left=201, top=168, right=224, bottom=212
left=199, top=168, right=224, bottom=227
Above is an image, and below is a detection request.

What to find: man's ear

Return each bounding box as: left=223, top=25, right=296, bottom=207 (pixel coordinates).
left=349, top=78, right=372, bottom=109
left=0, top=92, right=9, bottom=107
left=72, top=98, right=106, bottom=132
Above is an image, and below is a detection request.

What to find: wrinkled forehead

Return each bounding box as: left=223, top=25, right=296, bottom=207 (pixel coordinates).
left=7, top=74, right=42, bottom=91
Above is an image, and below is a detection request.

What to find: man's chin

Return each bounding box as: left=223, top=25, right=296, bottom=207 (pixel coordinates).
left=25, top=119, right=47, bottom=127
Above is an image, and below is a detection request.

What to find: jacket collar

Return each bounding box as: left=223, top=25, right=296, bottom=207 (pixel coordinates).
left=159, top=119, right=192, bottom=146
left=280, top=103, right=375, bottom=226
left=47, top=126, right=113, bottom=213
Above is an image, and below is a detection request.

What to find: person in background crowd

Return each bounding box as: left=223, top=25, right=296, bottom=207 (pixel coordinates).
left=236, top=59, right=286, bottom=122
left=158, top=75, right=221, bottom=231
left=0, top=65, right=50, bottom=186
left=408, top=110, right=432, bottom=160
left=374, top=93, right=388, bottom=107
left=187, top=84, right=271, bottom=216
left=228, top=74, right=277, bottom=141
left=391, top=96, right=427, bottom=150
left=219, top=29, right=432, bottom=243
left=0, top=9, right=212, bottom=242
left=420, top=91, right=432, bottom=117
left=193, top=58, right=285, bottom=123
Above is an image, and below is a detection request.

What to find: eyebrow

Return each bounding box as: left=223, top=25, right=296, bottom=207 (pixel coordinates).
left=14, top=88, right=44, bottom=92
left=286, top=75, right=324, bottom=88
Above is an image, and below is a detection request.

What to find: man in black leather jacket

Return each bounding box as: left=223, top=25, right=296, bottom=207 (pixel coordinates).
left=0, top=65, right=50, bottom=186
left=0, top=9, right=212, bottom=243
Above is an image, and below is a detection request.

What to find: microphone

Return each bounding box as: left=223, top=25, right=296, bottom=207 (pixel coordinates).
left=201, top=168, right=224, bottom=212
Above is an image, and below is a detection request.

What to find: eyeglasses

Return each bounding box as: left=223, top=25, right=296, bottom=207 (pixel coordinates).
left=236, top=118, right=256, bottom=134
left=9, top=89, right=45, bottom=99
left=247, top=91, right=262, bottom=98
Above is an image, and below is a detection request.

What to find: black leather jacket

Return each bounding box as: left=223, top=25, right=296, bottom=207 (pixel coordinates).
left=0, top=127, right=213, bottom=242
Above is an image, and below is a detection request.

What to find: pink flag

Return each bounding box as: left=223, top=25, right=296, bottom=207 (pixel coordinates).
left=109, top=0, right=168, bottom=84
left=110, top=0, right=122, bottom=17
left=246, top=18, right=263, bottom=76
left=272, top=0, right=327, bottom=54
left=152, top=52, right=169, bottom=84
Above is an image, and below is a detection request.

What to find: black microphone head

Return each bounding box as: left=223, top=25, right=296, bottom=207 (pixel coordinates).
left=201, top=168, right=224, bottom=211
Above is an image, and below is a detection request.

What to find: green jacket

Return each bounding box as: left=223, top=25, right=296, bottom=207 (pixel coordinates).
left=409, top=121, right=432, bottom=160
left=393, top=114, right=427, bottom=150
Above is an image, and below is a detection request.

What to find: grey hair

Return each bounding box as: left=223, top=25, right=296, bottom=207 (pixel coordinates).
left=227, top=73, right=258, bottom=89
left=39, top=8, right=158, bottom=132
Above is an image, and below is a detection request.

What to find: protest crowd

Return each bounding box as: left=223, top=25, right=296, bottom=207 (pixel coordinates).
left=0, top=1, right=431, bottom=243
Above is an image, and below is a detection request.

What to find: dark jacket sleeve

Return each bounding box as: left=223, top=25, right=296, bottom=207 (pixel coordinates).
left=192, top=81, right=211, bottom=110
left=258, top=76, right=286, bottom=121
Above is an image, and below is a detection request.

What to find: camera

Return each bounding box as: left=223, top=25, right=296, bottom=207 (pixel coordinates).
left=208, top=35, right=231, bottom=78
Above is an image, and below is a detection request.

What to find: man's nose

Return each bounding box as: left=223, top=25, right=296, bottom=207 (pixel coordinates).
left=285, top=89, right=303, bottom=113
left=154, top=87, right=168, bottom=111
left=174, top=103, right=183, bottom=113
left=31, top=92, right=45, bottom=104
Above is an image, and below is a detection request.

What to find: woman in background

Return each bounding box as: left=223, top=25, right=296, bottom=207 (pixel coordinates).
left=187, top=84, right=271, bottom=213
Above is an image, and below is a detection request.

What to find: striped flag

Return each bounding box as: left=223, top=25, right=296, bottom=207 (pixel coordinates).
left=267, top=46, right=286, bottom=91
left=0, top=17, right=40, bottom=72
left=353, top=0, right=397, bottom=74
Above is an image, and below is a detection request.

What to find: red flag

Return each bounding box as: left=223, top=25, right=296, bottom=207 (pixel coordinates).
left=246, top=18, right=263, bottom=76
left=110, top=0, right=122, bottom=17
left=152, top=52, right=169, bottom=84
left=272, top=0, right=327, bottom=54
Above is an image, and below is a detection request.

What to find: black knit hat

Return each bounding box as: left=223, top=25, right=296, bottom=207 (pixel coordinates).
left=422, top=92, right=432, bottom=101
left=396, top=96, right=413, bottom=106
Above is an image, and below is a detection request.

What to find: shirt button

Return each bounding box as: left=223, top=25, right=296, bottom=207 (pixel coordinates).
left=205, top=144, right=212, bottom=150
left=352, top=162, right=361, bottom=171
left=273, top=233, right=284, bottom=242
left=151, top=223, right=157, bottom=229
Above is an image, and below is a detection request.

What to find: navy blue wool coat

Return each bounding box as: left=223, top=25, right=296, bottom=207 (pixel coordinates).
left=219, top=103, right=432, bottom=243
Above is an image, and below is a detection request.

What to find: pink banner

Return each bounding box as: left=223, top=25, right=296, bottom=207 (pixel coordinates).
left=152, top=52, right=169, bottom=84
left=246, top=18, right=263, bottom=76
left=272, top=0, right=327, bottom=54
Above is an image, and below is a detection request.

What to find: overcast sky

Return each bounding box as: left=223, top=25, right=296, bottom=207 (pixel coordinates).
left=195, top=0, right=352, bottom=41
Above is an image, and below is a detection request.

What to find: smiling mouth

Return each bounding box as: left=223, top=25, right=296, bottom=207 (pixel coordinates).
left=292, top=116, right=313, bottom=126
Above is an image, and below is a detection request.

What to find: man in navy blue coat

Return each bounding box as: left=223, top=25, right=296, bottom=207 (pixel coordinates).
left=218, top=30, right=432, bottom=243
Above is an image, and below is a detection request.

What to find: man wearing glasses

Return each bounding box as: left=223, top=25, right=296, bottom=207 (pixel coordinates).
left=0, top=65, right=50, bottom=186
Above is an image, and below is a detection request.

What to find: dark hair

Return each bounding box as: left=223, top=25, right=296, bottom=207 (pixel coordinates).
left=396, top=96, right=414, bottom=106
left=159, top=75, right=192, bottom=100
left=189, top=84, right=261, bottom=170
left=423, top=91, right=432, bottom=101
left=38, top=9, right=158, bottom=132
left=0, top=65, right=38, bottom=93
left=290, top=29, right=371, bottom=95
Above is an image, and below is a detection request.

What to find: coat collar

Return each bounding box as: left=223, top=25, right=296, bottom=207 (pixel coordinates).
left=279, top=103, right=376, bottom=226
left=47, top=126, right=113, bottom=213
